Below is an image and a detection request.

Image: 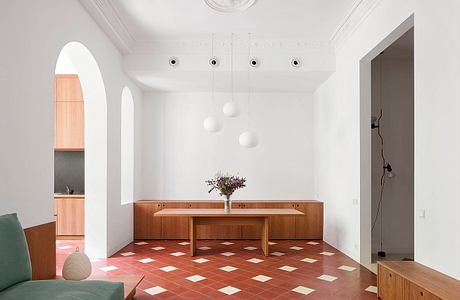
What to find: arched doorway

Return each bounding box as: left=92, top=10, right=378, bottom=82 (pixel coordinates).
left=55, top=42, right=108, bottom=258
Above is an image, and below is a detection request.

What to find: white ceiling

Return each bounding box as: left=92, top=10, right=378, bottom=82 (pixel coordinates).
left=80, top=0, right=375, bottom=92
left=112, top=0, right=357, bottom=41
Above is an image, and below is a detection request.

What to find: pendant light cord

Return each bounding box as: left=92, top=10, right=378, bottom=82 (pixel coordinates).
left=247, top=33, right=251, bottom=129
left=231, top=33, right=234, bottom=103
left=211, top=33, right=215, bottom=111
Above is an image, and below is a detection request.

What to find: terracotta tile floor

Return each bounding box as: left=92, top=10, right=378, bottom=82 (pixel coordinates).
left=56, top=239, right=377, bottom=299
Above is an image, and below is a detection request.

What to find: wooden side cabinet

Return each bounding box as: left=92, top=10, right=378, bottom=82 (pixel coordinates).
left=134, top=203, right=162, bottom=239
left=295, top=202, right=323, bottom=239
left=378, top=261, right=459, bottom=300
left=54, top=75, right=84, bottom=150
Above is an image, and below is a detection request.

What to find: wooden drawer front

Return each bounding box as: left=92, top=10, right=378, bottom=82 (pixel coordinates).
left=134, top=203, right=162, bottom=239
left=190, top=202, right=241, bottom=239
left=409, top=283, right=441, bottom=300
left=295, top=203, right=323, bottom=239
left=161, top=203, right=189, bottom=239
left=378, top=265, right=410, bottom=300
left=267, top=203, right=296, bottom=239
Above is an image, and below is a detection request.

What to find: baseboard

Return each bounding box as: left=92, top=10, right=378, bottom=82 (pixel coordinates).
left=107, top=237, right=133, bottom=257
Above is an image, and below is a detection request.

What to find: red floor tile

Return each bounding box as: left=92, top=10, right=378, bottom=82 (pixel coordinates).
left=56, top=239, right=377, bottom=299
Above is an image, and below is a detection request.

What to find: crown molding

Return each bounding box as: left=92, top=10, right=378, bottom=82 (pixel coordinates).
left=79, top=0, right=135, bottom=54
left=331, top=0, right=382, bottom=49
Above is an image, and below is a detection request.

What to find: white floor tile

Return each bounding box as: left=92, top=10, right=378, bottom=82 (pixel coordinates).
left=247, top=258, right=264, bottom=264
left=365, top=286, right=377, bottom=294
left=135, top=242, right=148, bottom=245
left=318, top=274, right=338, bottom=282
left=307, top=241, right=319, bottom=245
left=186, top=275, right=206, bottom=282
left=138, top=258, right=155, bottom=264
left=301, top=258, right=317, bottom=263
left=270, top=252, right=285, bottom=256
left=221, top=252, right=235, bottom=256
left=198, top=246, right=211, bottom=250
left=193, top=258, right=209, bottom=264
left=152, top=247, right=165, bottom=251
left=268, top=242, right=277, bottom=245
left=320, top=251, right=335, bottom=256
left=89, top=258, right=100, bottom=263
left=279, top=265, right=297, bottom=272
left=252, top=275, right=272, bottom=282
left=219, top=266, right=238, bottom=272
left=290, top=246, right=304, bottom=250
left=221, top=241, right=234, bottom=245
left=244, top=246, right=258, bottom=250
left=120, top=252, right=135, bottom=256
left=99, top=266, right=118, bottom=272
left=170, top=252, right=186, bottom=257
left=160, top=266, right=178, bottom=272
left=144, top=286, right=167, bottom=295
left=58, top=245, right=72, bottom=250
left=218, top=286, right=241, bottom=295
left=338, top=265, right=356, bottom=272
left=178, top=242, right=190, bottom=245
left=292, top=286, right=315, bottom=295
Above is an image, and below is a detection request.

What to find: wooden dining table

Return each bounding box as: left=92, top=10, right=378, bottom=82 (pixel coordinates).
left=154, top=208, right=304, bottom=256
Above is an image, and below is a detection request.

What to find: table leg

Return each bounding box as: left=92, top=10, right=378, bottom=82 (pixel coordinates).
left=189, top=217, right=196, bottom=256
left=261, top=217, right=269, bottom=256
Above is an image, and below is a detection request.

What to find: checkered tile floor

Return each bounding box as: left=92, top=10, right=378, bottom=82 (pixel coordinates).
left=56, top=239, right=377, bottom=299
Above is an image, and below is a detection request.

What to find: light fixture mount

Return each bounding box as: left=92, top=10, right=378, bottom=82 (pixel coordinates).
left=204, top=0, right=257, bottom=13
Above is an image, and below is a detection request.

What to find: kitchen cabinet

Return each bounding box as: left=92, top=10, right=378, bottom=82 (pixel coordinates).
left=55, top=196, right=84, bottom=236
left=54, top=75, right=84, bottom=150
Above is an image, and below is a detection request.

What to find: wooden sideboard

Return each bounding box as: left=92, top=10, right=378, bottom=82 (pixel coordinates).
left=134, top=200, right=323, bottom=240
left=378, top=261, right=460, bottom=300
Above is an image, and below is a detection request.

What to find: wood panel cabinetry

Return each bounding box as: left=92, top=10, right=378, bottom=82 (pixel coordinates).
left=55, top=196, right=84, bottom=236
left=378, top=262, right=459, bottom=300
left=160, top=202, right=189, bottom=239
left=295, top=203, right=323, bottom=239
left=134, top=202, right=162, bottom=239
left=134, top=200, right=323, bottom=240
left=55, top=75, right=84, bottom=150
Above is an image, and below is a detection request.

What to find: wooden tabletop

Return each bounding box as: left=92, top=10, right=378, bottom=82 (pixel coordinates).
left=154, top=208, right=304, bottom=217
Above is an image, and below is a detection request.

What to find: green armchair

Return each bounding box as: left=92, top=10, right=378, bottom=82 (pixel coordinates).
left=0, top=214, right=124, bottom=300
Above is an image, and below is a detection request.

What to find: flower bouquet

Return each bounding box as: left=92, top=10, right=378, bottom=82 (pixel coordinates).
left=206, top=173, right=246, bottom=212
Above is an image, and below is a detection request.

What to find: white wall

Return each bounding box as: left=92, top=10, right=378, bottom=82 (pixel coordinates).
left=371, top=57, right=414, bottom=255
left=0, top=0, right=143, bottom=257
left=313, top=0, right=415, bottom=264
left=314, top=0, right=460, bottom=279
left=414, top=0, right=460, bottom=280
left=143, top=92, right=314, bottom=200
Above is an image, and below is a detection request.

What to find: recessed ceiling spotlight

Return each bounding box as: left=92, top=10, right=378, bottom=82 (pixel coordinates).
left=291, top=58, right=302, bottom=68
left=209, top=57, right=219, bottom=67
left=169, top=57, right=179, bottom=67
left=204, top=0, right=257, bottom=13
left=249, top=58, right=260, bottom=68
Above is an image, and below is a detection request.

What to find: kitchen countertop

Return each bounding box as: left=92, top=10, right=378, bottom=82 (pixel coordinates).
left=54, top=194, right=85, bottom=198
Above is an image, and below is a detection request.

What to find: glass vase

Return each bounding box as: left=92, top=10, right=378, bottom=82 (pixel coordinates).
left=224, top=195, right=232, bottom=213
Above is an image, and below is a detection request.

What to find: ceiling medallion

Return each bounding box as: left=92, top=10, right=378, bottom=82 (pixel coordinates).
left=204, top=0, right=257, bottom=13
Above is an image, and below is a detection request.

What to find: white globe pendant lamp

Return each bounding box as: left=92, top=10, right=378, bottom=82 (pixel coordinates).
left=239, top=33, right=259, bottom=148
left=239, top=131, right=258, bottom=148
left=223, top=33, right=240, bottom=118
left=223, top=102, right=239, bottom=117
left=203, top=116, right=222, bottom=132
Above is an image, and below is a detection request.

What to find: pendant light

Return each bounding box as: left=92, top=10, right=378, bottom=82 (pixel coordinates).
left=239, top=33, right=258, bottom=148
left=223, top=33, right=240, bottom=118
left=203, top=33, right=222, bottom=132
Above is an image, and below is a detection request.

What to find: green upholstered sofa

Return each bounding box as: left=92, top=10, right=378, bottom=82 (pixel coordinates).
left=0, top=214, right=124, bottom=300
